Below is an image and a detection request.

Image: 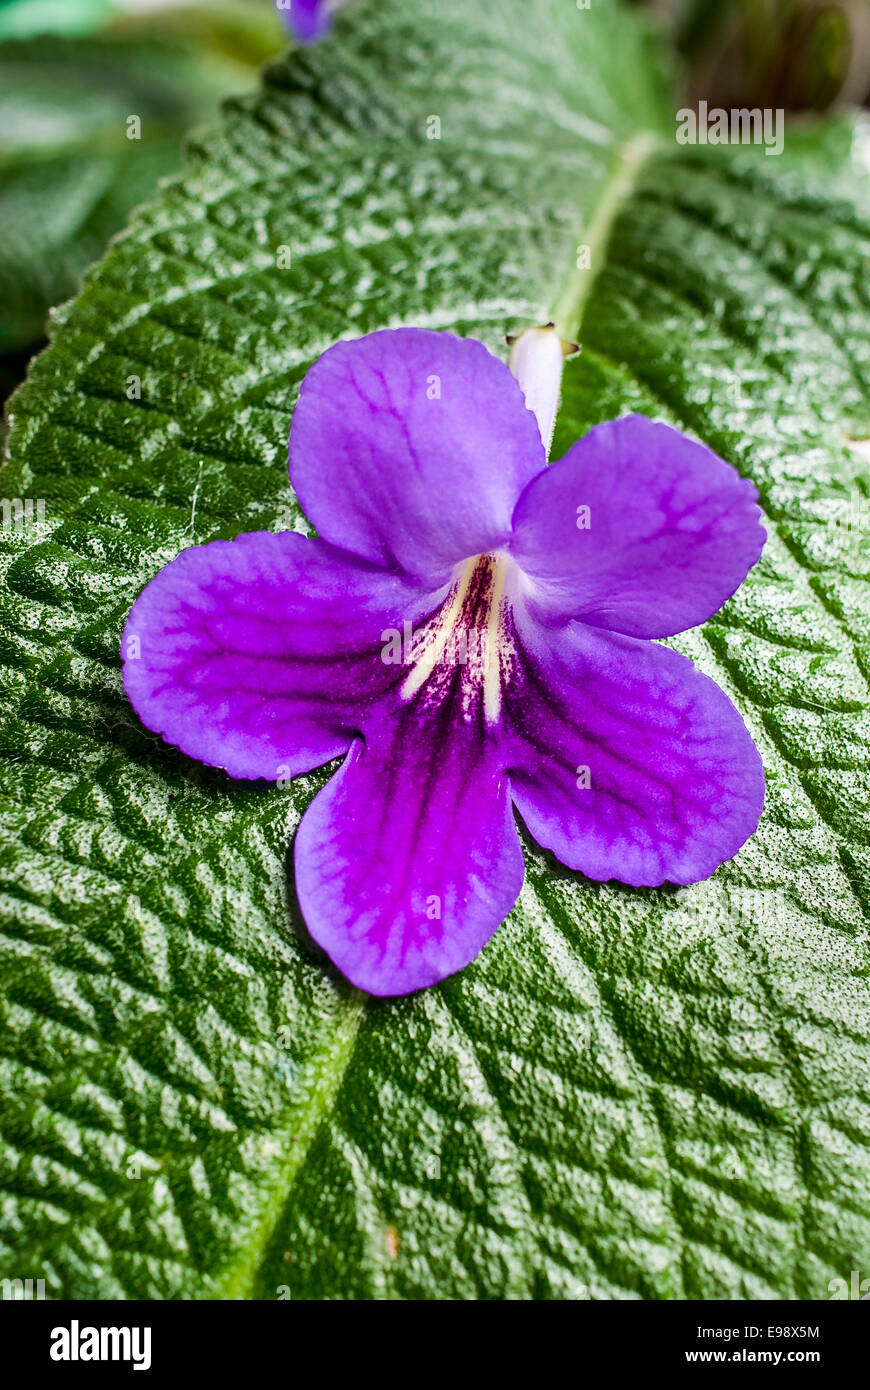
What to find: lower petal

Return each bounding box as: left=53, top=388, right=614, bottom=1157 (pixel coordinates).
left=503, top=613, right=764, bottom=886
left=294, top=702, right=524, bottom=996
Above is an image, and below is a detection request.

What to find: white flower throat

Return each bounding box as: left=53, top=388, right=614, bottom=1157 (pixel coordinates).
left=400, top=553, right=514, bottom=724
left=397, top=323, right=573, bottom=725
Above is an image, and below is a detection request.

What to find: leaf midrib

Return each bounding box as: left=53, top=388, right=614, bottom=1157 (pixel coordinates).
left=207, top=990, right=367, bottom=1300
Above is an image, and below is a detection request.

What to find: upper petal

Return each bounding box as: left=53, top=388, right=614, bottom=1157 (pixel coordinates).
left=289, top=329, right=546, bottom=584
left=294, top=699, right=524, bottom=996
left=123, top=530, right=434, bottom=780
left=509, top=414, right=765, bottom=637
left=502, top=609, right=764, bottom=886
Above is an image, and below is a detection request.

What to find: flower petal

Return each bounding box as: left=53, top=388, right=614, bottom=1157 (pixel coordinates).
left=278, top=0, right=331, bottom=44
left=509, top=414, right=765, bottom=637
left=294, top=702, right=525, bottom=995
left=290, top=329, right=545, bottom=584
left=503, top=610, right=764, bottom=886
left=123, top=531, right=433, bottom=780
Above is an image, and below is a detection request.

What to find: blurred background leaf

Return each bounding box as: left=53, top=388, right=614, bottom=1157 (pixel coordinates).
left=642, top=0, right=870, bottom=110
left=0, top=0, right=117, bottom=41
left=0, top=2, right=284, bottom=399
left=3, top=0, right=870, bottom=408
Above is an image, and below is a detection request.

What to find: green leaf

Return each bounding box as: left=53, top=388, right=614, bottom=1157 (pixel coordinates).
left=0, top=31, right=256, bottom=356
left=1, top=0, right=868, bottom=1300
left=0, top=0, right=116, bottom=43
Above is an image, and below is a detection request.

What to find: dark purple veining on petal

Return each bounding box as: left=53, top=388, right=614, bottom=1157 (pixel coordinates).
left=501, top=604, right=765, bottom=887
left=399, top=553, right=514, bottom=725
left=296, top=694, right=523, bottom=996
left=122, top=531, right=442, bottom=781
left=509, top=414, right=765, bottom=638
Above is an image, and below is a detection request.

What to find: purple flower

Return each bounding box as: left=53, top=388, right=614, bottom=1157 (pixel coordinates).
left=123, top=329, right=765, bottom=997
left=276, top=0, right=332, bottom=44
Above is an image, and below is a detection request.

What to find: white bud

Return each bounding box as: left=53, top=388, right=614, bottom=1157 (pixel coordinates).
left=508, top=324, right=577, bottom=459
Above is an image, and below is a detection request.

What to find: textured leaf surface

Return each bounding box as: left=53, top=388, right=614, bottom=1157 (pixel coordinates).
left=1, top=0, right=868, bottom=1300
